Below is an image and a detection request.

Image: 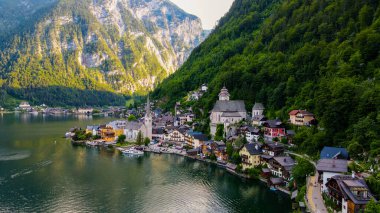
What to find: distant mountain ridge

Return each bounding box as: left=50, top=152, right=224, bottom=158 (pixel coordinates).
left=0, top=0, right=208, bottom=106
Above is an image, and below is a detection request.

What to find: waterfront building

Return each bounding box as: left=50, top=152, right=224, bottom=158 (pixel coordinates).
left=267, top=156, right=295, bottom=183
left=18, top=102, right=32, bottom=111
left=78, top=108, right=94, bottom=114
left=210, top=87, right=247, bottom=136
left=185, top=131, right=208, bottom=148
left=239, top=143, right=262, bottom=171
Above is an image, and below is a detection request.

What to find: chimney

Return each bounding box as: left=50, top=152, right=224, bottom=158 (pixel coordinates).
left=352, top=171, right=355, bottom=179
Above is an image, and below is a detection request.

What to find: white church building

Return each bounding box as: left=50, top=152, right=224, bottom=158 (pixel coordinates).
left=210, top=87, right=247, bottom=136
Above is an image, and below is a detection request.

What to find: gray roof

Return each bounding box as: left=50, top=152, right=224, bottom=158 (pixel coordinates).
left=317, top=159, right=348, bottom=173
left=273, top=156, right=295, bottom=171
left=221, top=112, right=242, bottom=117
left=211, top=100, right=246, bottom=113
left=253, top=103, right=265, bottom=110
left=264, top=119, right=284, bottom=128
left=270, top=177, right=283, bottom=185
left=252, top=115, right=266, bottom=121
left=244, top=143, right=262, bottom=155
left=125, top=121, right=143, bottom=130
left=329, top=175, right=375, bottom=205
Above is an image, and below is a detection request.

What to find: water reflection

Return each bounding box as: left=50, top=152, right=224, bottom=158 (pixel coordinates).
left=0, top=114, right=292, bottom=212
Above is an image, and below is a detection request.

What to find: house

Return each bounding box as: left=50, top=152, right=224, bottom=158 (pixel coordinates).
left=19, top=102, right=32, bottom=111
left=262, top=142, right=285, bottom=156
left=178, top=113, right=195, bottom=125
left=201, top=83, right=208, bottom=92
left=325, top=175, right=375, bottom=213
left=317, top=159, right=348, bottom=192
left=212, top=141, right=227, bottom=161
left=189, top=91, right=201, bottom=101
left=263, top=119, right=286, bottom=141
left=289, top=110, right=315, bottom=126
left=320, top=147, right=349, bottom=160
left=243, top=127, right=260, bottom=142
left=165, top=129, right=186, bottom=143
left=152, top=127, right=165, bottom=141
left=99, top=126, right=116, bottom=142
left=185, top=131, right=208, bottom=148
left=201, top=141, right=227, bottom=161
left=286, top=130, right=296, bottom=144
left=239, top=143, right=262, bottom=170
left=268, top=156, right=295, bottom=182
left=187, top=147, right=201, bottom=156
left=210, top=87, right=247, bottom=136
left=78, top=108, right=94, bottom=114
left=86, top=125, right=100, bottom=136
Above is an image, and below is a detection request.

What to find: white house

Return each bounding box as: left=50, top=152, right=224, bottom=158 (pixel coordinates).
left=201, top=84, right=208, bottom=92
left=19, top=102, right=32, bottom=111
left=317, top=159, right=348, bottom=192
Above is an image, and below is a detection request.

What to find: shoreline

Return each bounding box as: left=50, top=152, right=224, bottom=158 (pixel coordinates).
left=71, top=141, right=292, bottom=196
left=143, top=146, right=292, bottom=196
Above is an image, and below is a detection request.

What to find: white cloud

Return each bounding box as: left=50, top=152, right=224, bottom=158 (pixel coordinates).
left=170, top=0, right=234, bottom=29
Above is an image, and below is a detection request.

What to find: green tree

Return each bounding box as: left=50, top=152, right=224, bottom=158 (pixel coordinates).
left=117, top=134, right=126, bottom=144
left=292, top=158, right=315, bottom=188
left=210, top=153, right=217, bottom=161
left=226, top=142, right=234, bottom=157
left=214, top=124, right=224, bottom=141
left=231, top=152, right=242, bottom=164
left=128, top=114, right=137, bottom=121
left=365, top=199, right=380, bottom=213
left=144, top=137, right=150, bottom=146
left=136, top=131, right=143, bottom=146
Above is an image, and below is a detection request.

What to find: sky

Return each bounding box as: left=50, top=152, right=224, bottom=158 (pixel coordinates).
left=170, top=0, right=234, bottom=30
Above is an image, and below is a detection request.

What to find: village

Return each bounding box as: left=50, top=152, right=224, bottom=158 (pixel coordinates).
left=66, top=85, right=376, bottom=213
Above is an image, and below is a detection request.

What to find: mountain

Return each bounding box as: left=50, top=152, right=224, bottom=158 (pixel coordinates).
left=0, top=0, right=206, bottom=106
left=153, top=0, right=380, bottom=157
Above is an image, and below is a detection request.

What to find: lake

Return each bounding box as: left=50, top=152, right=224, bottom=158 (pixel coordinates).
left=0, top=113, right=291, bottom=212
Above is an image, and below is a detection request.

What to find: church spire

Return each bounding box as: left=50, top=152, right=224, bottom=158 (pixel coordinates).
left=146, top=94, right=151, bottom=117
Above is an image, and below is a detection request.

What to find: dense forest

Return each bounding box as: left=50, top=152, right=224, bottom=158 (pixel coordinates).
left=153, top=0, right=380, bottom=158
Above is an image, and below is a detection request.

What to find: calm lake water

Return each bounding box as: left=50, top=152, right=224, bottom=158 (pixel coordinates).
left=0, top=113, right=291, bottom=212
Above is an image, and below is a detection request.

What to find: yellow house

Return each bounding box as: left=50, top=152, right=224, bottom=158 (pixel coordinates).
left=289, top=110, right=315, bottom=126
left=100, top=127, right=116, bottom=142
left=239, top=143, right=262, bottom=171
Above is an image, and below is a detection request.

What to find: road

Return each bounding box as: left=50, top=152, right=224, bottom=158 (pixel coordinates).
left=286, top=151, right=327, bottom=213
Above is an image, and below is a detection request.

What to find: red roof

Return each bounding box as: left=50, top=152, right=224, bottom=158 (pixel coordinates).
left=289, top=110, right=314, bottom=116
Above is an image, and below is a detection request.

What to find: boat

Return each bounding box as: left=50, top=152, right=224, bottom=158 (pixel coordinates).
left=122, top=148, right=144, bottom=156
left=86, top=141, right=98, bottom=146
left=270, top=186, right=277, bottom=191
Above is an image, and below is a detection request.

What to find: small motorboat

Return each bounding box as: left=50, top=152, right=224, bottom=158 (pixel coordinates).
left=122, top=148, right=144, bottom=156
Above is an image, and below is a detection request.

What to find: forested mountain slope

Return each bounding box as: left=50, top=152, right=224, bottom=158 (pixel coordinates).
left=0, top=0, right=206, bottom=106
left=153, top=0, right=380, bottom=156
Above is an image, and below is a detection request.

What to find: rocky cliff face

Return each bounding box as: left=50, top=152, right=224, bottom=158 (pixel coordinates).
left=0, top=0, right=206, bottom=96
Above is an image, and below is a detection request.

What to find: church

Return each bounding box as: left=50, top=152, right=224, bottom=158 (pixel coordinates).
left=210, top=87, right=247, bottom=136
